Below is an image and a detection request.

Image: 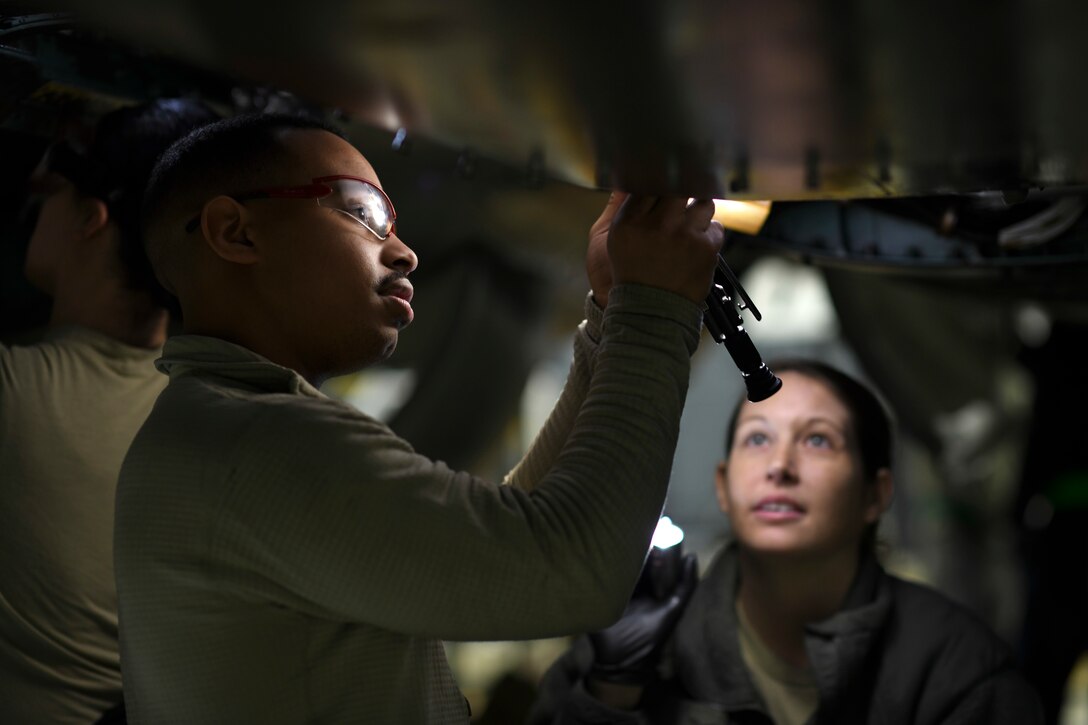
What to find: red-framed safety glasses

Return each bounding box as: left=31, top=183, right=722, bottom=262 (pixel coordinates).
left=185, top=175, right=397, bottom=240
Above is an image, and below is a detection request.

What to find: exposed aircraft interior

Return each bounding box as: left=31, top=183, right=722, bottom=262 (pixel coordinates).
left=2, top=2, right=1086, bottom=722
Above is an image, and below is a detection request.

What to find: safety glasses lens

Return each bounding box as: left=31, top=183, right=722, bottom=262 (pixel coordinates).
left=320, top=179, right=394, bottom=239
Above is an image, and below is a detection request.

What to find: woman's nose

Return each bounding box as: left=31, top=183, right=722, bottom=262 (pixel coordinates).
left=766, top=447, right=798, bottom=484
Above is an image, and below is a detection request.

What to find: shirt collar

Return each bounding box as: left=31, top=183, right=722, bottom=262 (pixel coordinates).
left=156, top=334, right=325, bottom=399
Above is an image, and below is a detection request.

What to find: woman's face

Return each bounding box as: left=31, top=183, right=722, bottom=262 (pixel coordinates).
left=716, top=371, right=891, bottom=559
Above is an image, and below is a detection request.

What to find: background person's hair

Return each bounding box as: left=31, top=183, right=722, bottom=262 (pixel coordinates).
left=81, top=98, right=219, bottom=302
left=723, top=358, right=894, bottom=552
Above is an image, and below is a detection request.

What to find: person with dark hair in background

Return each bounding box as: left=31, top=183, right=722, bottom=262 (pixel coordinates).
left=0, top=98, right=217, bottom=724
left=530, top=360, right=1043, bottom=724
left=113, top=112, right=723, bottom=723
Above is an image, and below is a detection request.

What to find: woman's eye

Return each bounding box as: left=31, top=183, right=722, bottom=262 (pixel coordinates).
left=806, top=433, right=831, bottom=448
left=743, top=432, right=769, bottom=447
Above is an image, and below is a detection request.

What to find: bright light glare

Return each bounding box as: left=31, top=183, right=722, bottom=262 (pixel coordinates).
left=652, top=515, right=684, bottom=549
left=712, top=199, right=772, bottom=235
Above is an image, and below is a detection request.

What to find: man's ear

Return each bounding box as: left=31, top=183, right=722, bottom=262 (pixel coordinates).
left=714, top=460, right=732, bottom=516
left=864, top=467, right=895, bottom=524
left=199, top=196, right=259, bottom=265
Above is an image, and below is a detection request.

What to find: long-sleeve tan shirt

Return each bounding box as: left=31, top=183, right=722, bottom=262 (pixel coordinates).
left=1, top=327, right=165, bottom=724
left=114, top=285, right=702, bottom=723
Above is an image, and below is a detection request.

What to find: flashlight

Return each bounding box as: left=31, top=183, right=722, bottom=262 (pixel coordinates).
left=647, top=516, right=684, bottom=601
left=703, top=252, right=782, bottom=402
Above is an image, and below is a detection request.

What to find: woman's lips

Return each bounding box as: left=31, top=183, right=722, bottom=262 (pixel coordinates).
left=752, top=496, right=805, bottom=522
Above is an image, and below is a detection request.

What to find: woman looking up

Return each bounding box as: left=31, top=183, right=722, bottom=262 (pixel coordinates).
left=532, top=360, right=1043, bottom=724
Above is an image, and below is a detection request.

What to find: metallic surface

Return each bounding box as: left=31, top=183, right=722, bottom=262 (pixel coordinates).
left=34, top=0, right=1088, bottom=200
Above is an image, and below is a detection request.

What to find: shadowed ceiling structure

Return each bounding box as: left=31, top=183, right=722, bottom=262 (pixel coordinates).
left=18, top=0, right=1088, bottom=201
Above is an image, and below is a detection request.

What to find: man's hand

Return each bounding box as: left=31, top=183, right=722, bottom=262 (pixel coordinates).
left=586, top=191, right=626, bottom=307
left=596, top=195, right=723, bottom=306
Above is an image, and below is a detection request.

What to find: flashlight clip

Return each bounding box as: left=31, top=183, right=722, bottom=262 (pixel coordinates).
left=704, top=254, right=760, bottom=341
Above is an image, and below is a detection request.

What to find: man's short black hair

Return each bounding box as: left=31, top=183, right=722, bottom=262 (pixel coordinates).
left=83, top=98, right=220, bottom=300
left=142, top=112, right=346, bottom=247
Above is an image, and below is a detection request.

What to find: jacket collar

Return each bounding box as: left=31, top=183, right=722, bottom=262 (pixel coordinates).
left=156, top=334, right=325, bottom=399
left=672, top=542, right=760, bottom=712
left=671, top=542, right=891, bottom=716
left=804, top=549, right=890, bottom=720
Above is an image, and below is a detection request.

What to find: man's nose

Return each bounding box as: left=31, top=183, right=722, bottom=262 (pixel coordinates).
left=383, top=233, right=418, bottom=274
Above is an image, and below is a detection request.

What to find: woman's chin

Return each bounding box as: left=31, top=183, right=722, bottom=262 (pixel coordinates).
left=740, top=531, right=811, bottom=557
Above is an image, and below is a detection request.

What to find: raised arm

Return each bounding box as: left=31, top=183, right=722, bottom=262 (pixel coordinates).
left=205, top=195, right=723, bottom=640
left=504, top=192, right=624, bottom=492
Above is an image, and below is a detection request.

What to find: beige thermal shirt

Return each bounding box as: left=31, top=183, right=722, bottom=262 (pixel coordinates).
left=736, top=601, right=820, bottom=725
left=0, top=326, right=165, bottom=724
left=114, top=285, right=703, bottom=724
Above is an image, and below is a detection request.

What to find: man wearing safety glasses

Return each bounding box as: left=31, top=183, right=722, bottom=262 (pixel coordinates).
left=115, top=112, right=723, bottom=723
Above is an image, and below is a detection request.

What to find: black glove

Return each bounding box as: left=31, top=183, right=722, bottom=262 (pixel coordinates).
left=587, top=547, right=699, bottom=686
